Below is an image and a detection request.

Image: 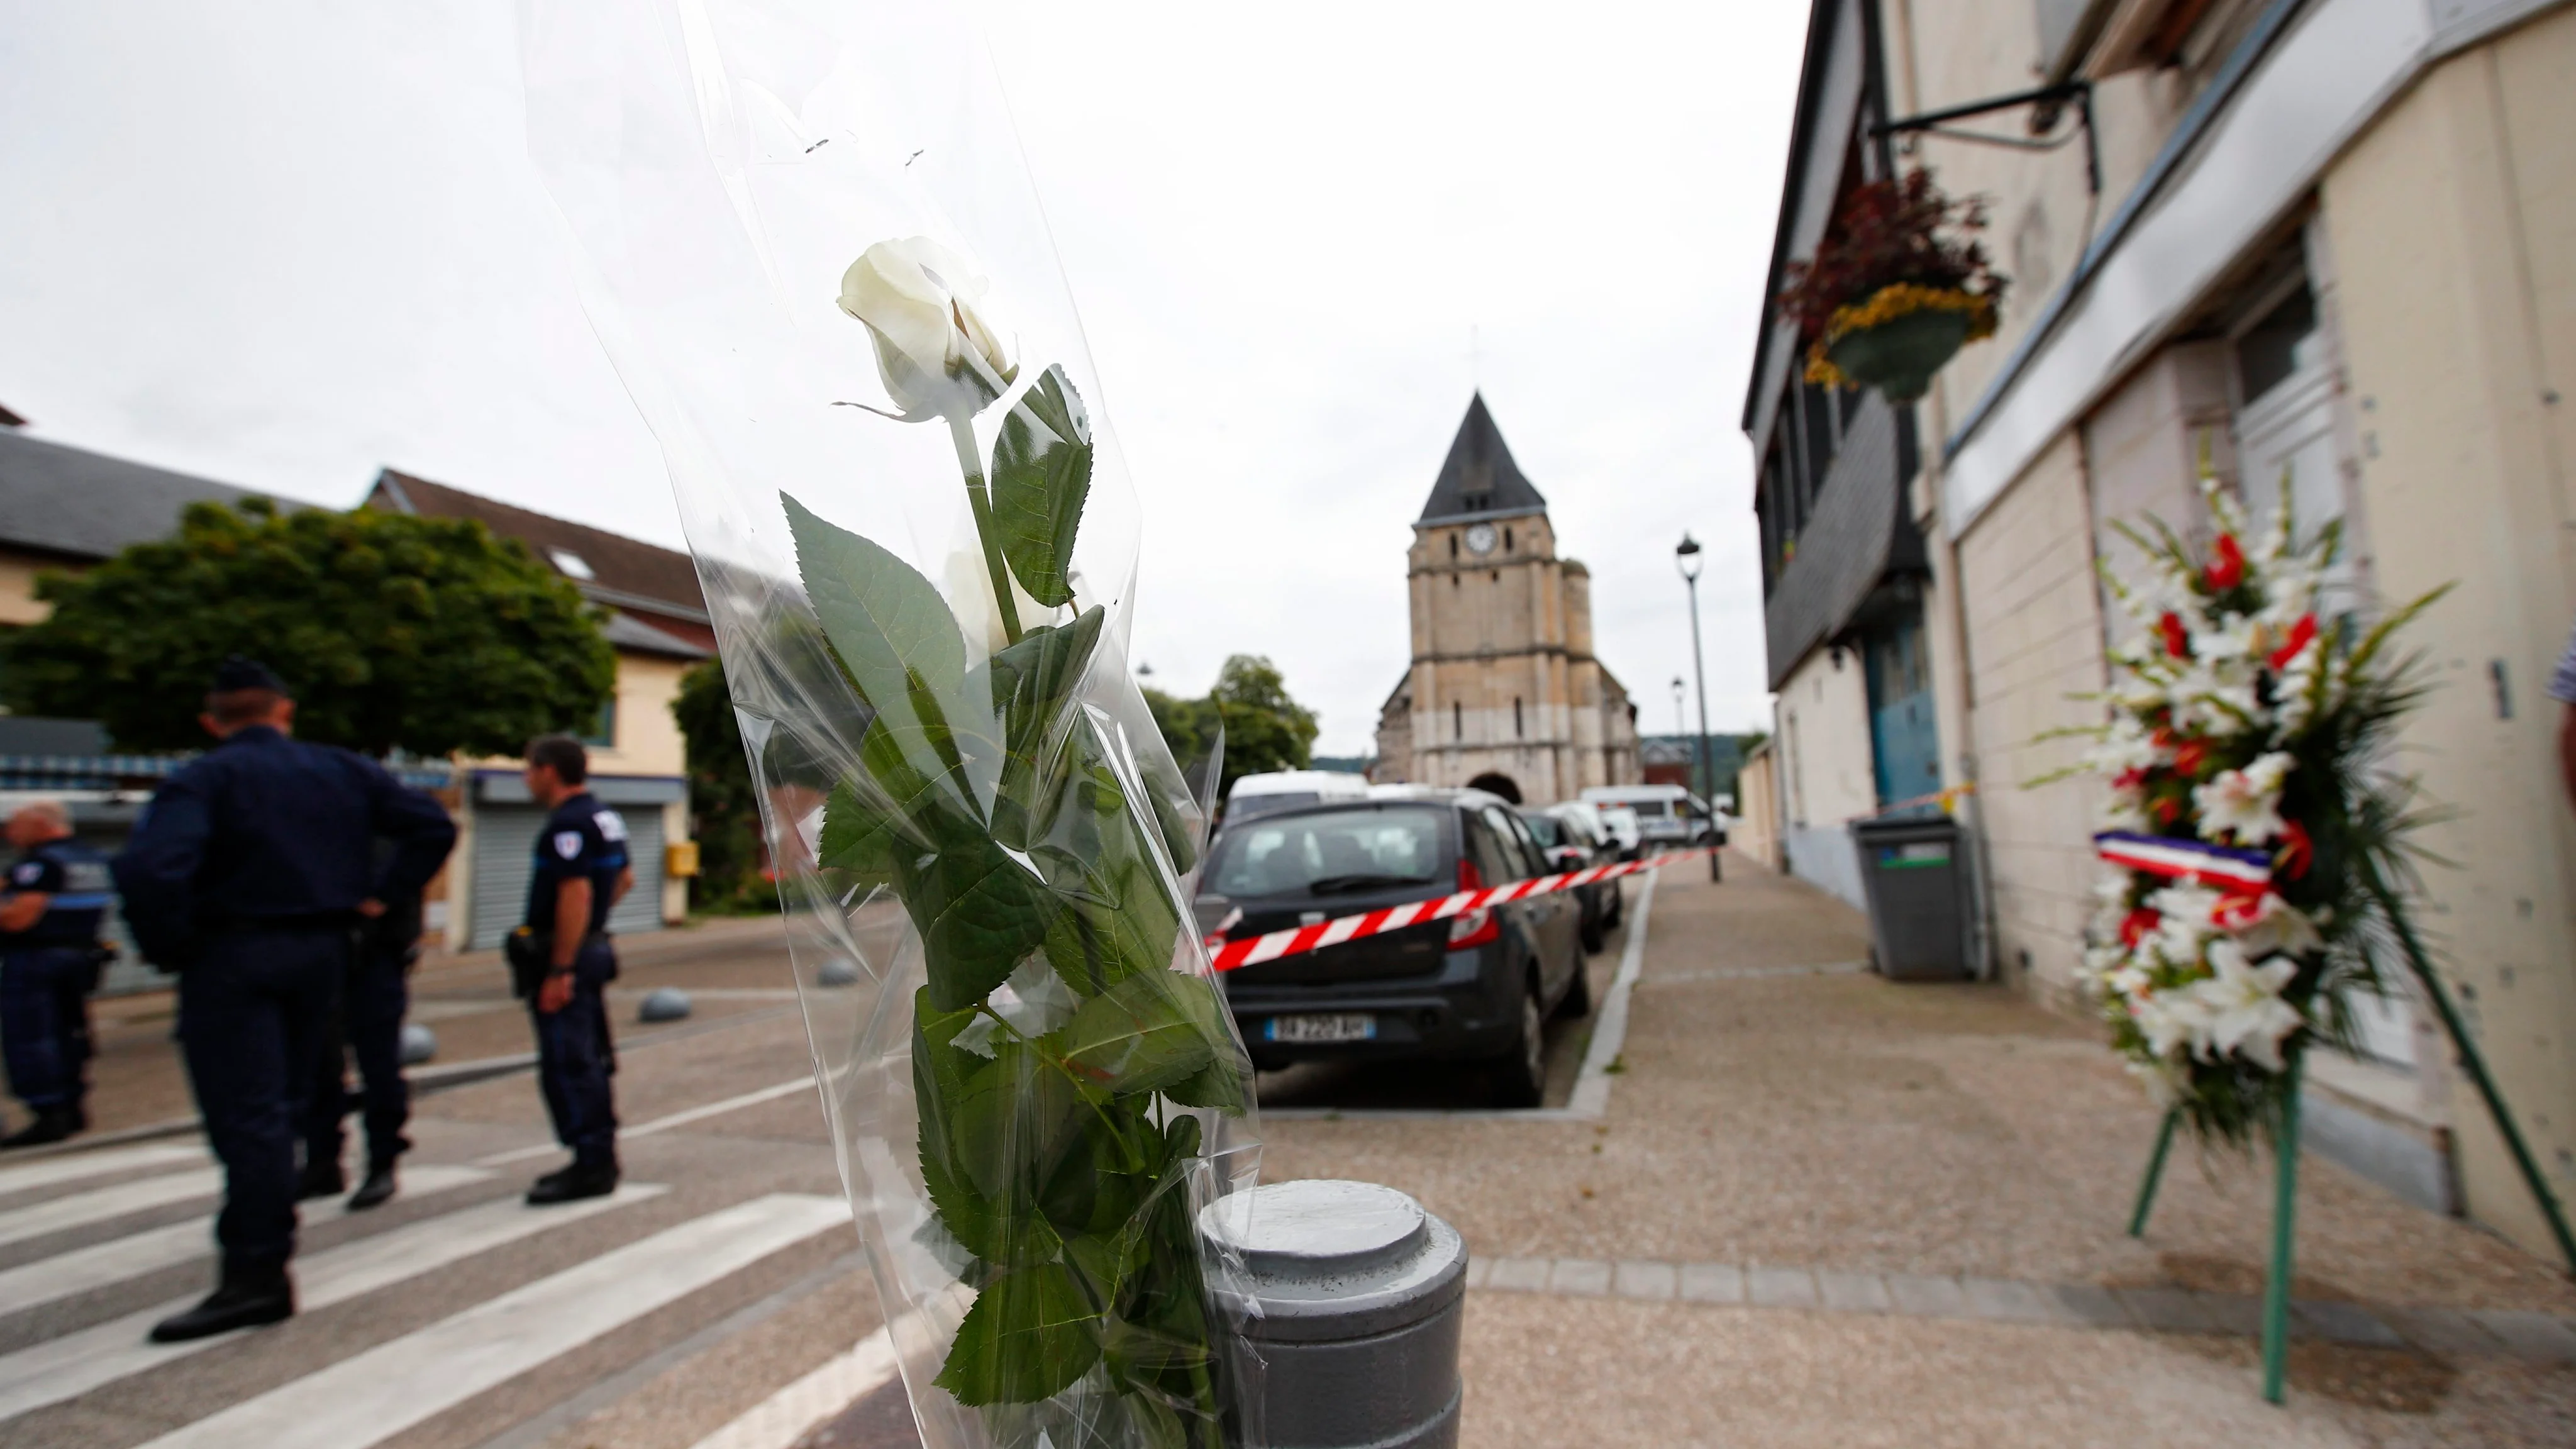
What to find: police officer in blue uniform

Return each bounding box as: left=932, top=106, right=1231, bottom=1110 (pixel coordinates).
left=114, top=658, right=455, bottom=1343
left=299, top=845, right=427, bottom=1211
left=0, top=801, right=112, bottom=1148
left=514, top=734, right=631, bottom=1205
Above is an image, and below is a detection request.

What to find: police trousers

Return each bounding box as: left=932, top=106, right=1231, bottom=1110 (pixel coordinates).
left=304, top=945, right=411, bottom=1172
left=529, top=936, right=618, bottom=1168
left=180, top=928, right=344, bottom=1271
left=1, top=945, right=96, bottom=1112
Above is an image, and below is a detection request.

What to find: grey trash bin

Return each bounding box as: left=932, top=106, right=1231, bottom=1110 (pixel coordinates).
left=1850, top=813, right=1968, bottom=981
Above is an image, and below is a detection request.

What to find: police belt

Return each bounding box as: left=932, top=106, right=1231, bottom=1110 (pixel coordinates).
left=503, top=927, right=609, bottom=999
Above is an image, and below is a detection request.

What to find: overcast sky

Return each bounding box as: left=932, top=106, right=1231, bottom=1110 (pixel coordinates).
left=0, top=1, right=1805, bottom=755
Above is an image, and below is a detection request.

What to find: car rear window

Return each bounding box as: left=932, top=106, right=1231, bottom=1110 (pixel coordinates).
left=1224, top=791, right=1319, bottom=823
left=1208, top=808, right=1447, bottom=897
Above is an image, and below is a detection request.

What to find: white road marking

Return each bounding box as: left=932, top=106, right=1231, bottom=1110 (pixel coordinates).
left=688, top=1328, right=899, bottom=1449
left=0, top=1143, right=207, bottom=1201
left=137, top=1193, right=852, bottom=1449
left=0, top=1167, right=224, bottom=1250
left=0, top=1164, right=491, bottom=1316
left=0, top=1184, right=663, bottom=1423
left=472, top=1077, right=817, bottom=1167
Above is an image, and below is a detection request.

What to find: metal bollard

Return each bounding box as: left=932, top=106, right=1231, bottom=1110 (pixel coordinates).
left=1199, top=1179, right=1465, bottom=1449
left=638, top=987, right=692, bottom=1022
left=397, top=1023, right=438, bottom=1066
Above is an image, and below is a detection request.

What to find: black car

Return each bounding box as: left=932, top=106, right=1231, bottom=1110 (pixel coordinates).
left=1518, top=808, right=1613, bottom=955
left=1197, top=789, right=1589, bottom=1107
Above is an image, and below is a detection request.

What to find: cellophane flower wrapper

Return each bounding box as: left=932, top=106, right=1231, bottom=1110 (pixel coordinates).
left=522, top=5, right=1267, bottom=1445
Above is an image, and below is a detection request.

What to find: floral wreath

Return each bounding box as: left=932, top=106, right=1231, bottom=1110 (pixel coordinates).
left=2064, top=469, right=2445, bottom=1146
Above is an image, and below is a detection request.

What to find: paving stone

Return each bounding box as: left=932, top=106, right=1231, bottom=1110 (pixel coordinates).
left=2115, top=1287, right=2222, bottom=1334
left=1816, top=1270, right=1891, bottom=1314
left=1959, top=1277, right=2055, bottom=1324
left=2047, top=1283, right=2136, bottom=1330
left=1612, top=1260, right=1678, bottom=1301
left=2291, top=1299, right=2404, bottom=1347
left=2380, top=1304, right=2509, bottom=1357
left=1884, top=1274, right=1970, bottom=1319
left=1748, top=1265, right=1818, bottom=1309
left=2194, top=1292, right=2262, bottom=1336
left=1461, top=1255, right=1492, bottom=1290
left=1485, top=1257, right=1549, bottom=1292
left=2470, top=1309, right=2576, bottom=1363
left=1550, top=1258, right=1613, bottom=1296
left=1677, top=1263, right=1745, bottom=1304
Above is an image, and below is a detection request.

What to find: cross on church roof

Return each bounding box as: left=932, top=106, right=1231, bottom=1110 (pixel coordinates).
left=1417, top=393, right=1547, bottom=523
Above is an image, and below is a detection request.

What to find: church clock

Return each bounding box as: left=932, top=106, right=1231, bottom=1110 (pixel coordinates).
left=1463, top=523, right=1498, bottom=556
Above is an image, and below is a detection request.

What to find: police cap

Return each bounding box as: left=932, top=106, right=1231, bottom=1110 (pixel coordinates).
left=211, top=655, right=290, bottom=696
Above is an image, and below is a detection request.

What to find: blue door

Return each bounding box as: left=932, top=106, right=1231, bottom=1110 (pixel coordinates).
left=1864, top=608, right=1941, bottom=810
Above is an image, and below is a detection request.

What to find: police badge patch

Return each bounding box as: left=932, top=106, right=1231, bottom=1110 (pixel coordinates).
left=555, top=831, right=584, bottom=860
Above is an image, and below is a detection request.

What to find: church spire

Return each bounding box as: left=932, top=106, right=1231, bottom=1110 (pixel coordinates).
left=1417, top=393, right=1547, bottom=523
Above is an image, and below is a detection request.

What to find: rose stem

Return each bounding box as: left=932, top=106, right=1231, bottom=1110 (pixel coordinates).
left=948, top=413, right=1023, bottom=645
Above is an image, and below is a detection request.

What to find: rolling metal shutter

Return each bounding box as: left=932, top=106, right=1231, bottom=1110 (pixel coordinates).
left=469, top=804, right=666, bottom=950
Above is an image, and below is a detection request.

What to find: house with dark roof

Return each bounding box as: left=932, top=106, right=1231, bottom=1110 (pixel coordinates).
left=0, top=421, right=290, bottom=631
left=363, top=469, right=710, bottom=950
left=1370, top=396, right=1639, bottom=802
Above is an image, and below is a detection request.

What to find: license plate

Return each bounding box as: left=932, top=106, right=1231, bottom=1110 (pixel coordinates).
left=1264, top=1013, right=1377, bottom=1044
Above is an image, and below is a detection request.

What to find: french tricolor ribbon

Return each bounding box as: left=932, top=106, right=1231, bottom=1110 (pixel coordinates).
left=1206, top=848, right=1714, bottom=973
left=2092, top=830, right=2273, bottom=892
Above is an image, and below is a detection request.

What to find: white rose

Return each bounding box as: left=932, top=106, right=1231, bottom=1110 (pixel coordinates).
left=837, top=237, right=1017, bottom=421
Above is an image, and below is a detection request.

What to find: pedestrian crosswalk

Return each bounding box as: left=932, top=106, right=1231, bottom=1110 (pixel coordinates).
left=0, top=1096, right=877, bottom=1447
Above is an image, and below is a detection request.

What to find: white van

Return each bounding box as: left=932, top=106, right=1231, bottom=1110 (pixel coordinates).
left=1224, top=769, right=1372, bottom=824
left=1581, top=784, right=1718, bottom=850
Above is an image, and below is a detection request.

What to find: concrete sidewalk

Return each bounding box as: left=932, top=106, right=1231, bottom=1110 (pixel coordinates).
left=1262, top=856, right=2576, bottom=1445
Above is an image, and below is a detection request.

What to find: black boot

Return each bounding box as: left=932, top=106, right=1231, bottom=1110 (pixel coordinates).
left=296, top=1157, right=345, bottom=1201
left=0, top=1106, right=82, bottom=1149
left=347, top=1160, right=399, bottom=1211
left=525, top=1157, right=618, bottom=1206
left=149, top=1260, right=294, bottom=1343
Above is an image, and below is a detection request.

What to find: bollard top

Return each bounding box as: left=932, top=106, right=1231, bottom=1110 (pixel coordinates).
left=1199, top=1180, right=1465, bottom=1343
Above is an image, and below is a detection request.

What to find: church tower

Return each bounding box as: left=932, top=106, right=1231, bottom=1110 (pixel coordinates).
left=1373, top=396, right=1639, bottom=803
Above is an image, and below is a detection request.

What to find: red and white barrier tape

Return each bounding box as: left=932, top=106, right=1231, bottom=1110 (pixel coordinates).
left=1206, top=847, right=1714, bottom=972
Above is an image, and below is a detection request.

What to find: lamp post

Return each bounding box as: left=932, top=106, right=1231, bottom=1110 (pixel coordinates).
left=1675, top=535, right=1720, bottom=882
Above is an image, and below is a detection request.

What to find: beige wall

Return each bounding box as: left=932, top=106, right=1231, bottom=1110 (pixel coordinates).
left=0, top=548, right=71, bottom=628
left=1734, top=741, right=1784, bottom=872
left=1957, top=432, right=2108, bottom=1008
left=2320, top=7, right=2576, bottom=1253
left=1774, top=645, right=1875, bottom=830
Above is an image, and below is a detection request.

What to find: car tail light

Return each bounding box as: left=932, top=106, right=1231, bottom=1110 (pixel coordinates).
left=1448, top=857, right=1499, bottom=950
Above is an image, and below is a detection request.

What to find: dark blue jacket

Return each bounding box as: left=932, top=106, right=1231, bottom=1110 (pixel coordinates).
left=112, top=726, right=457, bottom=967
left=1, top=839, right=112, bottom=949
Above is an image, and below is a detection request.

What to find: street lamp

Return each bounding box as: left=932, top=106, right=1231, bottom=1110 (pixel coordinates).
left=1675, top=535, right=1721, bottom=882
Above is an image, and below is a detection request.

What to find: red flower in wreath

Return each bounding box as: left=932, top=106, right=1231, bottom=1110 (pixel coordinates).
left=2206, top=534, right=2245, bottom=591
left=2268, top=613, right=2319, bottom=670
left=2158, top=612, right=2189, bottom=659
left=2171, top=738, right=2208, bottom=777
left=2277, top=820, right=2313, bottom=880
left=2119, top=908, right=2161, bottom=949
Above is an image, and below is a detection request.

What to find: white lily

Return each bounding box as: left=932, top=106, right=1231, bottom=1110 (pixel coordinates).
left=2194, top=752, right=2295, bottom=845
left=2189, top=940, right=2302, bottom=1070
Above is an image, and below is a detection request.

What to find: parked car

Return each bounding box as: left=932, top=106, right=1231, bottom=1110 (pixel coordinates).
left=1197, top=788, right=1589, bottom=1106
left=1582, top=784, right=1721, bottom=852
left=1518, top=807, right=1613, bottom=953
left=1223, top=769, right=1372, bottom=826
left=1546, top=799, right=1636, bottom=883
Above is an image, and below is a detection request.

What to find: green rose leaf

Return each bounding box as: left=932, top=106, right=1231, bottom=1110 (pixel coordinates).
left=1164, top=1045, right=1250, bottom=1114
left=948, top=1040, right=1084, bottom=1204
left=935, top=1261, right=1102, bottom=1406
left=782, top=492, right=966, bottom=709
left=990, top=365, right=1093, bottom=608
left=1057, top=970, right=1228, bottom=1098
left=818, top=779, right=904, bottom=883
left=979, top=606, right=1106, bottom=851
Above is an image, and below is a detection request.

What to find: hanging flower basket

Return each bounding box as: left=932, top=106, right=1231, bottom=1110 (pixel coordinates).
left=1779, top=170, right=2007, bottom=406
left=1816, top=286, right=1995, bottom=402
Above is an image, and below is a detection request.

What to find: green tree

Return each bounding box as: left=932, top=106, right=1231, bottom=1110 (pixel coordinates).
left=670, top=658, right=777, bottom=913
left=1142, top=654, right=1318, bottom=797
left=0, top=499, right=614, bottom=757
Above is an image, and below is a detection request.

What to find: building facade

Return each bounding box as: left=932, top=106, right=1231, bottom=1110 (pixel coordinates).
left=1752, top=0, right=2576, bottom=1255
left=1373, top=396, right=1640, bottom=804
left=364, top=470, right=710, bottom=951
